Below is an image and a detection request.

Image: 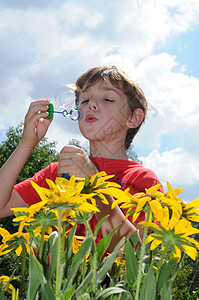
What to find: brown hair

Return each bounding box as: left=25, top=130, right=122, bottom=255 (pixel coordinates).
left=76, top=65, right=148, bottom=150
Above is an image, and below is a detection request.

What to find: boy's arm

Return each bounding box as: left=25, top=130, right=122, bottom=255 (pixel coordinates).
left=0, top=99, right=53, bottom=218
left=95, top=195, right=142, bottom=252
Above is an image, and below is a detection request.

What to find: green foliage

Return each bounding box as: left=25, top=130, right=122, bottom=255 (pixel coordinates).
left=125, top=239, right=138, bottom=287
left=0, top=123, right=58, bottom=280
left=172, top=222, right=199, bottom=299
left=0, top=211, right=130, bottom=299
left=172, top=257, right=199, bottom=299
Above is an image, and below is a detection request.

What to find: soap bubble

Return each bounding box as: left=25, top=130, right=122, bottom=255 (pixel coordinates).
left=54, top=84, right=82, bottom=121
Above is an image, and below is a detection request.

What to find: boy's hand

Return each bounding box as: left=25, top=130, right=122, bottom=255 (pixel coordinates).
left=58, top=145, right=98, bottom=178
left=20, top=99, right=53, bottom=150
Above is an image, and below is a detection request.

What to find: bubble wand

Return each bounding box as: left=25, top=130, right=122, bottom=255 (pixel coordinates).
left=42, top=83, right=82, bottom=179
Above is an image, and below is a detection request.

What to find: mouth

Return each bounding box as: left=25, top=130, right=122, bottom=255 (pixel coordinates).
left=85, top=114, right=98, bottom=123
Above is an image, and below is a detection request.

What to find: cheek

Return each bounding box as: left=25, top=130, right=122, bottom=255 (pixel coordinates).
left=113, top=107, right=130, bottom=122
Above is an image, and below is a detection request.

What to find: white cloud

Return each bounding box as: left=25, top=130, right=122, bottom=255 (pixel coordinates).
left=112, top=0, right=199, bottom=63
left=140, top=148, right=199, bottom=200
left=0, top=124, right=6, bottom=130
left=132, top=52, right=199, bottom=156
left=0, top=75, right=32, bottom=125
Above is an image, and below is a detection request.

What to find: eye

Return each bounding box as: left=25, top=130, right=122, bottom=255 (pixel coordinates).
left=81, top=99, right=89, bottom=104
left=103, top=98, right=114, bottom=102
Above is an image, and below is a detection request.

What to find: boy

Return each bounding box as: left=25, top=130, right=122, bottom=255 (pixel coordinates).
left=0, top=65, right=163, bottom=251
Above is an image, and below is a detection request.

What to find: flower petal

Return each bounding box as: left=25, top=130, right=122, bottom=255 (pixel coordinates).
left=15, top=245, right=22, bottom=256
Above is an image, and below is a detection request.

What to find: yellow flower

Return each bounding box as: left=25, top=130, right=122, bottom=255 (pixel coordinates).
left=160, top=182, right=184, bottom=216
left=11, top=288, right=19, bottom=300
left=30, top=176, right=85, bottom=204
left=114, top=256, right=126, bottom=266
left=89, top=171, right=120, bottom=189
left=29, top=172, right=127, bottom=217
left=0, top=275, right=18, bottom=293
left=31, top=177, right=92, bottom=211
left=142, top=207, right=199, bottom=261
left=72, top=235, right=85, bottom=254
left=71, top=235, right=90, bottom=262
left=11, top=199, right=48, bottom=217
left=55, top=176, right=85, bottom=197
left=182, top=198, right=199, bottom=223
left=33, top=225, right=54, bottom=241
left=161, top=182, right=199, bottom=223
left=164, top=181, right=184, bottom=201
left=112, top=183, right=163, bottom=222
left=11, top=200, right=49, bottom=232
left=0, top=227, right=32, bottom=256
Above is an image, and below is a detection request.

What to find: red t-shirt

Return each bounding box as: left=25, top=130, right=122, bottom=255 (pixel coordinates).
left=14, top=157, right=163, bottom=242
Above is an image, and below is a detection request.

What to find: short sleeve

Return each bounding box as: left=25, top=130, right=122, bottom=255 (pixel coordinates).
left=14, top=162, right=58, bottom=206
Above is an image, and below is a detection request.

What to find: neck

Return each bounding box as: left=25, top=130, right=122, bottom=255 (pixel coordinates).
left=89, top=141, right=128, bottom=160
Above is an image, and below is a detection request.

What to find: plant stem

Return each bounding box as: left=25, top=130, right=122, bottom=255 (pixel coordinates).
left=85, top=221, right=97, bottom=298
left=38, top=223, right=47, bottom=261
left=61, top=223, right=66, bottom=258
left=20, top=245, right=26, bottom=297
left=82, top=257, right=87, bottom=280
left=156, top=242, right=170, bottom=281
left=135, top=206, right=150, bottom=300
left=56, top=208, right=63, bottom=298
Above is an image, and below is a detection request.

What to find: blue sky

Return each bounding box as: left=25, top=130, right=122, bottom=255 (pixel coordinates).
left=0, top=0, right=199, bottom=202
left=164, top=25, right=199, bottom=77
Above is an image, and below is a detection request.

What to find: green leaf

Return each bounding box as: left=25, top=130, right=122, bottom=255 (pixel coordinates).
left=129, top=231, right=138, bottom=248
left=27, top=250, right=43, bottom=300
left=59, top=284, right=76, bottom=300
left=66, top=224, right=77, bottom=260
left=160, top=280, right=172, bottom=300
left=84, top=176, right=90, bottom=187
left=125, top=239, right=138, bottom=286
left=96, top=223, right=121, bottom=263
left=77, top=293, right=91, bottom=300
left=40, top=282, right=56, bottom=300
left=93, top=183, right=107, bottom=190
left=89, top=175, right=98, bottom=189
left=27, top=249, right=55, bottom=300
left=96, top=237, right=125, bottom=284
left=93, top=215, right=109, bottom=238
left=96, top=286, right=133, bottom=299
left=48, top=231, right=58, bottom=281
left=157, top=258, right=178, bottom=294
left=64, top=224, right=77, bottom=278
left=71, top=271, right=93, bottom=298
left=139, top=264, right=156, bottom=300
left=66, top=235, right=93, bottom=288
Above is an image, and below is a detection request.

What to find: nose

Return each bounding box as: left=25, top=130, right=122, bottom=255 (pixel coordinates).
left=88, top=98, right=98, bottom=111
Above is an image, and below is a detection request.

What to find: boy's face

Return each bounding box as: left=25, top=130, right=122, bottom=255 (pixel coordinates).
left=78, top=78, right=132, bottom=143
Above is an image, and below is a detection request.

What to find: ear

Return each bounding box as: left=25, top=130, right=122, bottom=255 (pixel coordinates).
left=126, top=108, right=144, bottom=129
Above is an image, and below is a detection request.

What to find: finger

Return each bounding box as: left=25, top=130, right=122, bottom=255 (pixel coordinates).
left=26, top=99, right=50, bottom=116
left=27, top=99, right=50, bottom=112
left=28, top=105, right=50, bottom=117
left=60, top=145, right=83, bottom=155
left=31, top=98, right=50, bottom=106
left=25, top=111, right=49, bottom=128
left=41, top=113, right=54, bottom=125
left=25, top=102, right=52, bottom=125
